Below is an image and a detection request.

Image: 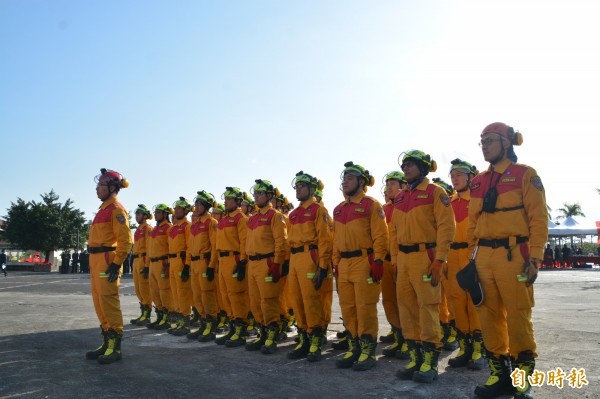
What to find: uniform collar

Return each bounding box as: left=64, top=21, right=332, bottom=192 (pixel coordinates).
left=452, top=190, right=471, bottom=202
left=198, top=213, right=212, bottom=223
left=301, top=197, right=316, bottom=209
left=173, top=217, right=188, bottom=226
left=226, top=209, right=241, bottom=217
left=405, top=178, right=430, bottom=192
left=257, top=203, right=274, bottom=214
left=345, top=191, right=366, bottom=204
left=487, top=158, right=513, bottom=174
left=99, top=196, right=117, bottom=210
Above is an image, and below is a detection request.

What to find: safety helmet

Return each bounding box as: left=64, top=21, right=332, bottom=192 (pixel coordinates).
left=135, top=204, right=153, bottom=219
left=399, top=150, right=437, bottom=173
left=94, top=168, right=129, bottom=189
left=481, top=122, right=523, bottom=146
left=383, top=170, right=407, bottom=185
left=222, top=187, right=244, bottom=201
left=153, top=203, right=174, bottom=215
left=251, top=179, right=279, bottom=196
left=195, top=191, right=217, bottom=210
left=173, top=196, right=193, bottom=212
left=241, top=192, right=255, bottom=207
left=341, top=161, right=375, bottom=187
left=287, top=202, right=295, bottom=210
left=432, top=177, right=454, bottom=196
left=291, top=170, right=325, bottom=190
left=314, top=189, right=323, bottom=199
left=449, top=158, right=478, bottom=176
left=212, top=203, right=226, bottom=214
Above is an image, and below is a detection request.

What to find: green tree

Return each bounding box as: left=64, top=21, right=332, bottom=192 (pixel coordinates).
left=556, top=202, right=586, bottom=220
left=3, top=190, right=88, bottom=261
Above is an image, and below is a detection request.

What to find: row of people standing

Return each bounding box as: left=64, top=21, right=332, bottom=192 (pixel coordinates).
left=60, top=250, right=90, bottom=274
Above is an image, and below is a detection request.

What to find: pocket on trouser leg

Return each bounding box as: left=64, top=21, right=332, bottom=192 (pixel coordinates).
left=516, top=282, right=535, bottom=310
left=418, top=281, right=441, bottom=306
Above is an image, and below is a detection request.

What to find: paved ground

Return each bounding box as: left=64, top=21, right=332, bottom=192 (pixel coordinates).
left=0, top=269, right=598, bottom=399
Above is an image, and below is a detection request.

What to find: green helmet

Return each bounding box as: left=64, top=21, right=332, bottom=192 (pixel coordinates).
left=399, top=150, right=437, bottom=173
left=212, top=203, right=226, bottom=214
left=449, top=158, right=478, bottom=176
left=314, top=189, right=323, bottom=199
left=241, top=192, right=255, bottom=207
left=292, top=170, right=324, bottom=190
left=341, top=161, right=374, bottom=187
left=173, top=196, right=193, bottom=212
left=153, top=203, right=174, bottom=215
left=135, top=204, right=152, bottom=218
left=195, top=191, right=217, bottom=210
left=251, top=179, right=278, bottom=195
left=222, top=186, right=244, bottom=201
left=432, top=178, right=454, bottom=196
left=383, top=170, right=407, bottom=185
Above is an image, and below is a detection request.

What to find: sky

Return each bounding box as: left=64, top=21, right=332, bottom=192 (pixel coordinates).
left=1, top=0, right=599, bottom=226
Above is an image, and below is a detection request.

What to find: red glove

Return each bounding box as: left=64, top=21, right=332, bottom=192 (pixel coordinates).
left=267, top=259, right=281, bottom=282
left=370, top=259, right=383, bottom=282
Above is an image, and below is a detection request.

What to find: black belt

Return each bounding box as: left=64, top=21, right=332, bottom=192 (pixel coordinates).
left=340, top=248, right=373, bottom=259
left=478, top=237, right=528, bottom=249
left=168, top=251, right=186, bottom=259
left=384, top=254, right=391, bottom=262
left=290, top=244, right=318, bottom=254
left=191, top=253, right=211, bottom=261
left=249, top=252, right=274, bottom=261
left=132, top=252, right=146, bottom=259
left=150, top=255, right=168, bottom=262
left=88, top=246, right=116, bottom=254
left=219, top=251, right=240, bottom=257
left=398, top=243, right=436, bottom=254
left=450, top=242, right=468, bottom=250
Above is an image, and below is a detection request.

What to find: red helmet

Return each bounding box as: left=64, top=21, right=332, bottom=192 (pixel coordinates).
left=481, top=122, right=523, bottom=146
left=94, top=168, right=129, bottom=189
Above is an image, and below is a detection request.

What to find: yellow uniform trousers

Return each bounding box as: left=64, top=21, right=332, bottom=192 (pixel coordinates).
left=319, top=268, right=334, bottom=326
left=218, top=254, right=249, bottom=321
left=169, top=257, right=192, bottom=315
left=191, top=257, right=218, bottom=318
left=337, top=256, right=381, bottom=338
left=445, top=249, right=481, bottom=334
left=279, top=276, right=291, bottom=319
left=149, top=259, right=173, bottom=311
left=396, top=251, right=441, bottom=346
left=475, top=245, right=536, bottom=358
left=381, top=259, right=401, bottom=329
left=90, top=252, right=123, bottom=334
left=288, top=251, right=325, bottom=332
left=439, top=279, right=451, bottom=324
left=132, top=257, right=151, bottom=307
left=248, top=258, right=283, bottom=326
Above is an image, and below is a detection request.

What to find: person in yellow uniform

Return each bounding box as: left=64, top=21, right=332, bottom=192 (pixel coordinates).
left=212, top=203, right=226, bottom=221
left=245, top=179, right=288, bottom=354
left=468, top=123, right=547, bottom=399
left=130, top=204, right=153, bottom=326
left=390, top=150, right=455, bottom=383
left=167, top=197, right=193, bottom=336
left=185, top=191, right=219, bottom=342
left=146, top=204, right=174, bottom=330
left=333, top=162, right=388, bottom=371
left=85, top=168, right=133, bottom=365
left=215, top=187, right=250, bottom=347
left=445, top=159, right=485, bottom=370
left=286, top=171, right=332, bottom=361
left=272, top=191, right=294, bottom=338
left=379, top=171, right=408, bottom=359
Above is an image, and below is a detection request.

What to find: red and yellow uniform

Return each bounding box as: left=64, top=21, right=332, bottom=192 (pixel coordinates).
left=468, top=158, right=547, bottom=358
left=333, top=192, right=388, bottom=339
left=381, top=200, right=401, bottom=331
left=317, top=201, right=334, bottom=327
left=132, top=220, right=152, bottom=307
left=88, top=196, right=133, bottom=334
left=168, top=217, right=192, bottom=316
left=246, top=203, right=288, bottom=327
left=148, top=220, right=173, bottom=312
left=389, top=179, right=455, bottom=346
left=216, top=209, right=249, bottom=321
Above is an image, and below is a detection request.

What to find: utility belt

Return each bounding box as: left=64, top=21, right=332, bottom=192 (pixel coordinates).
left=249, top=252, right=275, bottom=261
left=290, top=244, right=318, bottom=255
left=398, top=243, right=436, bottom=254
left=150, top=255, right=168, bottom=262
left=340, top=248, right=373, bottom=259
left=191, top=253, right=211, bottom=261
left=477, top=236, right=529, bottom=261
left=219, top=251, right=240, bottom=258
left=168, top=251, right=186, bottom=260
left=87, top=246, right=116, bottom=254
left=450, top=242, right=468, bottom=250
left=132, top=252, right=146, bottom=259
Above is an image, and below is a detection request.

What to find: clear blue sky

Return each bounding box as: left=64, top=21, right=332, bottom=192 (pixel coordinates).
left=1, top=0, right=599, bottom=224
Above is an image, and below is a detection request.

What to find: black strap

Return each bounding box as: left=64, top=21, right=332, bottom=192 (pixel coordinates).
left=384, top=254, right=391, bottom=262
left=478, top=237, right=528, bottom=249
left=87, top=246, right=116, bottom=254
left=450, top=242, right=469, bottom=250
left=495, top=204, right=525, bottom=212
left=132, top=252, right=146, bottom=259
left=219, top=251, right=240, bottom=257
left=150, top=255, right=168, bottom=262
left=290, top=244, right=318, bottom=254
left=398, top=243, right=436, bottom=254
left=249, top=252, right=275, bottom=261
left=340, top=248, right=373, bottom=259
left=191, top=255, right=201, bottom=261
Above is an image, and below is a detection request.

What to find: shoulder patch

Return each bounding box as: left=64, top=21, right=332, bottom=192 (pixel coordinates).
left=280, top=215, right=286, bottom=224
left=440, top=195, right=451, bottom=207
left=377, top=208, right=385, bottom=219
left=323, top=214, right=329, bottom=224
left=531, top=176, right=544, bottom=191
left=117, top=215, right=126, bottom=224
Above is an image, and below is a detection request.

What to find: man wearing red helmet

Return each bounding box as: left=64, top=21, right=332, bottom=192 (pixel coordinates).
left=85, top=168, right=133, bottom=365
left=468, top=123, right=548, bottom=399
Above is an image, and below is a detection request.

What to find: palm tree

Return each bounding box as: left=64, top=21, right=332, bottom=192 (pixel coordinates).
left=556, top=202, right=586, bottom=220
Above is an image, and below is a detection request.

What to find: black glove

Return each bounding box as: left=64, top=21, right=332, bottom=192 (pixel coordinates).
left=523, top=259, right=540, bottom=287
left=281, top=260, right=290, bottom=277
left=206, top=267, right=215, bottom=282
left=233, top=259, right=247, bottom=282
left=313, top=267, right=328, bottom=291
left=105, top=263, right=121, bottom=283
left=141, top=266, right=149, bottom=280
left=181, top=264, right=190, bottom=282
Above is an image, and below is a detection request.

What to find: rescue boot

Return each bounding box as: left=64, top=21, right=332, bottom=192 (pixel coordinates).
left=130, top=302, right=145, bottom=324
left=379, top=326, right=395, bottom=343
left=331, top=330, right=350, bottom=350
left=352, top=334, right=378, bottom=371
left=277, top=317, right=288, bottom=342
left=395, top=340, right=410, bottom=360
left=85, top=327, right=108, bottom=360
left=468, top=330, right=485, bottom=370
left=167, top=313, right=180, bottom=334
left=448, top=331, right=473, bottom=368
left=135, top=304, right=152, bottom=326
left=146, top=307, right=162, bottom=329
left=396, top=340, right=422, bottom=380
left=335, top=336, right=360, bottom=369
left=97, top=329, right=122, bottom=365
left=382, top=326, right=403, bottom=358
left=287, top=328, right=309, bottom=359
left=153, top=308, right=171, bottom=330
left=286, top=312, right=296, bottom=333
left=186, top=318, right=204, bottom=340
left=245, top=325, right=267, bottom=351
left=413, top=342, right=441, bottom=383
left=190, top=307, right=201, bottom=327
left=442, top=320, right=459, bottom=351
left=172, top=314, right=191, bottom=336
left=225, top=319, right=248, bottom=347
left=513, top=350, right=535, bottom=399
left=198, top=315, right=217, bottom=342
left=215, top=320, right=235, bottom=345
left=246, top=312, right=257, bottom=336
left=260, top=322, right=280, bottom=354
left=474, top=354, right=514, bottom=398
left=307, top=328, right=325, bottom=362
left=216, top=311, right=228, bottom=333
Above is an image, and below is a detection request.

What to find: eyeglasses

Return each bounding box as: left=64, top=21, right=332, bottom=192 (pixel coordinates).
left=401, top=161, right=416, bottom=170
left=478, top=138, right=504, bottom=147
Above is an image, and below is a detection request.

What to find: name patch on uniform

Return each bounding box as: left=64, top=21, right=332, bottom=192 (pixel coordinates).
left=304, top=213, right=312, bottom=217
left=260, top=218, right=268, bottom=222
left=531, top=176, right=544, bottom=191
left=417, top=194, right=429, bottom=199
left=354, top=208, right=365, bottom=213
left=471, top=182, right=481, bottom=191
left=502, top=177, right=516, bottom=183
left=117, top=215, right=126, bottom=224
left=440, top=195, right=450, bottom=207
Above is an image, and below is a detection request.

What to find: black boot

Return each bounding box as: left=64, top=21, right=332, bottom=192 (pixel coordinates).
left=448, top=331, right=473, bottom=368
left=379, top=325, right=395, bottom=343
left=331, top=330, right=350, bottom=350
left=146, top=307, right=162, bottom=329
left=130, top=302, right=145, bottom=324
left=396, top=340, right=422, bottom=380
left=198, top=315, right=217, bottom=342
left=513, top=350, right=535, bottom=399
left=186, top=316, right=205, bottom=340
left=260, top=322, right=280, bottom=354
left=190, top=307, right=201, bottom=327
left=442, top=320, right=459, bottom=351
left=171, top=313, right=191, bottom=336
left=413, top=342, right=441, bottom=383
left=216, top=311, right=229, bottom=333
left=352, top=334, right=378, bottom=371
left=287, top=328, right=309, bottom=359
left=246, top=312, right=257, bottom=337
left=85, top=327, right=108, bottom=360
left=97, top=329, right=122, bottom=365
left=225, top=319, right=248, bottom=347
left=153, top=309, right=171, bottom=330
left=335, top=336, right=360, bottom=369
left=468, top=330, right=485, bottom=370
left=215, top=320, right=235, bottom=345
left=135, top=304, right=152, bottom=326
left=245, top=325, right=267, bottom=351
left=306, top=328, right=326, bottom=362
left=382, top=326, right=403, bottom=358
left=474, top=354, right=515, bottom=398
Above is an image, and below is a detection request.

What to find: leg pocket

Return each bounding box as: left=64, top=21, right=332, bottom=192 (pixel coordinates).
left=516, top=282, right=535, bottom=310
